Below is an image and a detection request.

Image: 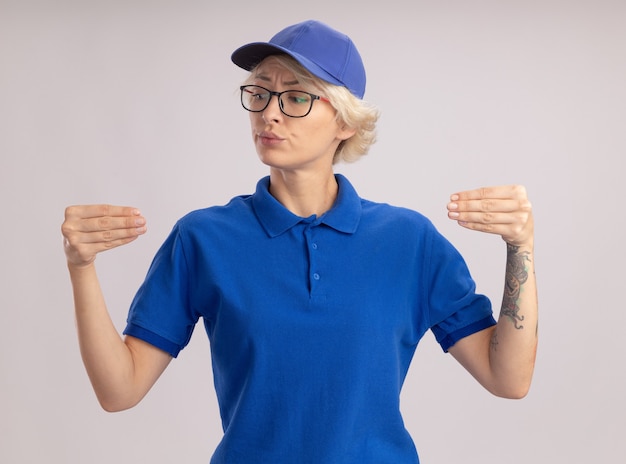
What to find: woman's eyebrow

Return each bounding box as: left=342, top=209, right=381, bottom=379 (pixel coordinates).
left=253, top=74, right=300, bottom=87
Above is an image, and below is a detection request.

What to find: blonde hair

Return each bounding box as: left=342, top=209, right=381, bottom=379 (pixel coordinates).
left=245, top=55, right=380, bottom=164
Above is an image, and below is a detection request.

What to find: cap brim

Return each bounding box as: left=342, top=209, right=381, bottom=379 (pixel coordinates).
left=231, top=42, right=284, bottom=70
left=231, top=42, right=344, bottom=88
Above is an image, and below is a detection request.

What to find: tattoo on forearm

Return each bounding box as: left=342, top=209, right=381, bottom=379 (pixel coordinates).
left=501, top=243, right=531, bottom=329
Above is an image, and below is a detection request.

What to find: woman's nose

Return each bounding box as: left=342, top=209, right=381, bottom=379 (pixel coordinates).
left=262, top=94, right=282, bottom=122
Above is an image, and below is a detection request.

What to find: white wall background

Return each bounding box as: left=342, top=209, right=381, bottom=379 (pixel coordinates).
left=1, top=0, right=624, bottom=462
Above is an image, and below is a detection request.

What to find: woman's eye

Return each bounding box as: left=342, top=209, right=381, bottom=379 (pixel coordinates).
left=287, top=93, right=310, bottom=104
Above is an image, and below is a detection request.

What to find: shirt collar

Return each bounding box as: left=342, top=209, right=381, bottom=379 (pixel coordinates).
left=252, top=174, right=362, bottom=238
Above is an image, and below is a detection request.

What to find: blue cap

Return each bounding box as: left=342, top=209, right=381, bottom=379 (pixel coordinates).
left=231, top=20, right=366, bottom=99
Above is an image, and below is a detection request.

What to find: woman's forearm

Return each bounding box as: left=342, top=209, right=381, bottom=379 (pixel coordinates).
left=489, top=243, right=538, bottom=398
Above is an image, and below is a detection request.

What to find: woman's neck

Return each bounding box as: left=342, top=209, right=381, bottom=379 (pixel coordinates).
left=268, top=167, right=338, bottom=218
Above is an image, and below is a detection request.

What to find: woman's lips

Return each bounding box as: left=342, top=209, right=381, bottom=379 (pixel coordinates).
left=258, top=131, right=284, bottom=146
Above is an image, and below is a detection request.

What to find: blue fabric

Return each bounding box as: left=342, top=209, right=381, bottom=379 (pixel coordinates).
left=124, top=174, right=495, bottom=463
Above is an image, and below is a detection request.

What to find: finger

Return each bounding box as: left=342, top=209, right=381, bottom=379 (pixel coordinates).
left=450, top=185, right=528, bottom=202
left=64, top=233, right=141, bottom=253
left=447, top=210, right=520, bottom=225
left=78, top=214, right=147, bottom=233
left=448, top=198, right=523, bottom=214
left=75, top=225, right=147, bottom=245
left=64, top=204, right=142, bottom=221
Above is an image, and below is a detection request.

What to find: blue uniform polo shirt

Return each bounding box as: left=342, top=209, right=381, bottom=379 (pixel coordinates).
left=124, top=174, right=495, bottom=463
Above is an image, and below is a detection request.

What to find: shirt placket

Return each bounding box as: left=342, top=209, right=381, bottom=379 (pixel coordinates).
left=303, top=223, right=322, bottom=299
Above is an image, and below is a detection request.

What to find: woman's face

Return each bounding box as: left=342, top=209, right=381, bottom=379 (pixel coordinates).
left=247, top=58, right=355, bottom=174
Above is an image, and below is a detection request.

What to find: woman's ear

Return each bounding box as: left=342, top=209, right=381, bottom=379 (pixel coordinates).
left=337, top=124, right=357, bottom=141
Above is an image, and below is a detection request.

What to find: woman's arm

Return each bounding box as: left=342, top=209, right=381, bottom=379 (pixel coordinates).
left=446, top=186, right=538, bottom=398
left=62, top=205, right=172, bottom=411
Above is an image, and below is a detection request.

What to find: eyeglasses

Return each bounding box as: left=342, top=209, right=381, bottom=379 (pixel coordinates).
left=240, top=85, right=330, bottom=118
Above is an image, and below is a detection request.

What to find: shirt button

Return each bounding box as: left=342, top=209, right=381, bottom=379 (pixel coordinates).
left=312, top=243, right=318, bottom=250
left=313, top=273, right=320, bottom=280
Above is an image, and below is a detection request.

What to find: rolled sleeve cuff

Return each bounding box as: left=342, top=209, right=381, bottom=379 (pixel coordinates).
left=123, top=323, right=183, bottom=358
left=436, top=315, right=497, bottom=352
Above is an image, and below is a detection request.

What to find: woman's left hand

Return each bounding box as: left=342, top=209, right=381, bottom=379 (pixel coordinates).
left=447, top=185, right=534, bottom=248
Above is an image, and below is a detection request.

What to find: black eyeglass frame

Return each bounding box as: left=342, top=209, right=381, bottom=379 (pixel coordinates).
left=239, top=85, right=331, bottom=118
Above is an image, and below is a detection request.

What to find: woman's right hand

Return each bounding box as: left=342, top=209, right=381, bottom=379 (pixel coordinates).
left=62, top=205, right=147, bottom=268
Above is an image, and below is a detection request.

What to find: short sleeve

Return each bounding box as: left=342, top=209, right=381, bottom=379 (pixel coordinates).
left=425, top=229, right=496, bottom=352
left=123, top=222, right=199, bottom=357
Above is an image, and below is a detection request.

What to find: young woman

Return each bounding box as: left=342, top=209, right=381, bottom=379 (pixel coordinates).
left=62, top=19, right=537, bottom=464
